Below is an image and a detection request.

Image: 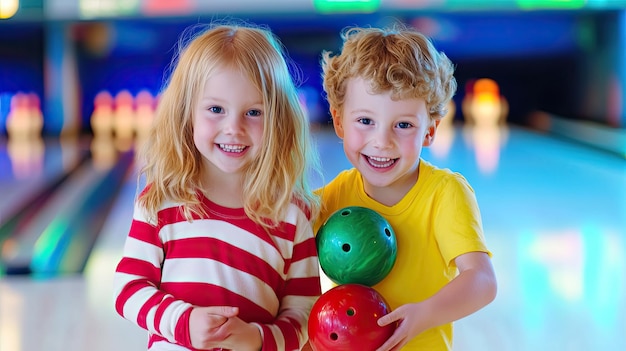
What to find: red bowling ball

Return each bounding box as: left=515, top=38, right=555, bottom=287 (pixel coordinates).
left=308, top=284, right=396, bottom=351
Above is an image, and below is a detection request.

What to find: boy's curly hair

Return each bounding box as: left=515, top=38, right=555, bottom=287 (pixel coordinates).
left=322, top=23, right=457, bottom=120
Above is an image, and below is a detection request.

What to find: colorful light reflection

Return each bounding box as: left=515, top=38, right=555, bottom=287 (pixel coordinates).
left=313, top=0, right=381, bottom=13
left=519, top=225, right=625, bottom=349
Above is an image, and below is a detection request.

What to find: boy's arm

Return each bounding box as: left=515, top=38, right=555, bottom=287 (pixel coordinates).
left=375, top=251, right=497, bottom=351
left=420, top=251, right=496, bottom=324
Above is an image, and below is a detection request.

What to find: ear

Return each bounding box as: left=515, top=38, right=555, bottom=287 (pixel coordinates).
left=422, top=119, right=441, bottom=146
left=331, top=108, right=344, bottom=139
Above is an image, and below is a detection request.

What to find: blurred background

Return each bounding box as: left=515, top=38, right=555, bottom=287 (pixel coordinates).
left=1, top=0, right=625, bottom=137
left=0, top=1, right=625, bottom=351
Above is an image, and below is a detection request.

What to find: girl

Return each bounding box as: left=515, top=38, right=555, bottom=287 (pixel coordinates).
left=114, top=22, right=321, bottom=351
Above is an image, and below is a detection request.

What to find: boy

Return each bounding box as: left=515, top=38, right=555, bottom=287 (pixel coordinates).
left=314, top=24, right=497, bottom=351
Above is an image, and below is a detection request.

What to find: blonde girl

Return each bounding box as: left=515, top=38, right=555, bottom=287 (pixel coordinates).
left=114, top=21, right=321, bottom=351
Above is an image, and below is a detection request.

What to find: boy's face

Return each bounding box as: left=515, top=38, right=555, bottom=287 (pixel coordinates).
left=332, top=77, right=438, bottom=199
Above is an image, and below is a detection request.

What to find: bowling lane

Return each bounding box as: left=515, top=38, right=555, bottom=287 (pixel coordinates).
left=0, top=123, right=624, bottom=351
left=434, top=124, right=626, bottom=351
left=0, top=137, right=88, bottom=229
left=0, top=154, right=147, bottom=351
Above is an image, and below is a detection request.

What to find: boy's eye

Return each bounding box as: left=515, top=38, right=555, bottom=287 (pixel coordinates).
left=397, top=122, right=413, bottom=129
left=358, top=118, right=373, bottom=125
left=209, top=106, right=223, bottom=113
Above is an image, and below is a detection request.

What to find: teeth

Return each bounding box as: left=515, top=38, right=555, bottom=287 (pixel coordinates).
left=367, top=156, right=395, bottom=168
left=219, top=144, right=245, bottom=153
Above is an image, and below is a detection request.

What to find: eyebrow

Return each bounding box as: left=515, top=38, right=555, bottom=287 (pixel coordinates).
left=348, top=109, right=420, bottom=119
left=199, top=95, right=263, bottom=107
left=348, top=108, right=374, bottom=115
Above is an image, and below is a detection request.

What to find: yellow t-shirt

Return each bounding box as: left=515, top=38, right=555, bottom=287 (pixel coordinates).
left=314, top=159, right=491, bottom=351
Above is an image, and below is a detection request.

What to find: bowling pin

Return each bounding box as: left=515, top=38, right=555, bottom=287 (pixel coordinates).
left=462, top=78, right=508, bottom=127
left=90, top=90, right=118, bottom=170
left=90, top=90, right=114, bottom=141
left=134, top=89, right=155, bottom=147
left=461, top=78, right=509, bottom=175
left=26, top=93, right=44, bottom=139
left=112, top=90, right=136, bottom=151
left=5, top=92, right=44, bottom=179
left=6, top=93, right=31, bottom=141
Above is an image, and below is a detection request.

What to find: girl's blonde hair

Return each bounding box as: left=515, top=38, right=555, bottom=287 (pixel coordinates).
left=322, top=23, right=457, bottom=120
left=138, top=21, right=320, bottom=229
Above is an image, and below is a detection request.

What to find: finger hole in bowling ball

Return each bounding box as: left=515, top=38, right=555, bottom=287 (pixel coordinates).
left=340, top=209, right=351, bottom=216
left=342, top=243, right=351, bottom=252
left=330, top=333, right=338, bottom=341
left=385, top=228, right=391, bottom=237
left=346, top=308, right=355, bottom=316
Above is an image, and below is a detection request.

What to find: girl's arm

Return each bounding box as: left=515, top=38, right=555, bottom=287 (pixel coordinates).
left=113, top=205, right=194, bottom=345
left=253, top=208, right=321, bottom=351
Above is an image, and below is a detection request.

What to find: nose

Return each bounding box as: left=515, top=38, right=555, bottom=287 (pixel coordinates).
left=222, top=113, right=244, bottom=135
left=373, top=127, right=393, bottom=150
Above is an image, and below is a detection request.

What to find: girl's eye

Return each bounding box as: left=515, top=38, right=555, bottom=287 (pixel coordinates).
left=209, top=106, right=223, bottom=113
left=397, top=122, right=413, bottom=129
left=247, top=109, right=262, bottom=117
left=358, top=118, right=373, bottom=125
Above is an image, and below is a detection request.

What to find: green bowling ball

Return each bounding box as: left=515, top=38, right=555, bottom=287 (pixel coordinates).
left=316, top=206, right=397, bottom=286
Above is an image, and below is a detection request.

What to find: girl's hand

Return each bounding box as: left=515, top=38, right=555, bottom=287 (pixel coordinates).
left=189, top=306, right=239, bottom=349
left=189, top=306, right=262, bottom=351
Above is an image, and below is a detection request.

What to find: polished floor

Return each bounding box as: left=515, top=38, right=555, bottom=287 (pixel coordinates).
left=0, top=122, right=624, bottom=351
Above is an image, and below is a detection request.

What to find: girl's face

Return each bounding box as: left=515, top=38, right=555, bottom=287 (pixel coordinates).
left=333, top=77, right=438, bottom=203
left=193, top=65, right=265, bottom=178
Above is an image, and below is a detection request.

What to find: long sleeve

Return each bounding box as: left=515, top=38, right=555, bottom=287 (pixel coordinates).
left=254, top=205, right=321, bottom=351
left=113, top=201, right=193, bottom=346
left=114, top=195, right=321, bottom=351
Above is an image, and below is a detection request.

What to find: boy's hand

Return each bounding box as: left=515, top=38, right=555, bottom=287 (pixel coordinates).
left=375, top=303, right=426, bottom=351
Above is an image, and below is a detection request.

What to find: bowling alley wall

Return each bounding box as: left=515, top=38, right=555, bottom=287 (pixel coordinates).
left=0, top=1, right=625, bottom=152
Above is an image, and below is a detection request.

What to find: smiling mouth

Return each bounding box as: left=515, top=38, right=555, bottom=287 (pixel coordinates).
left=218, top=144, right=246, bottom=153
left=365, top=155, right=397, bottom=168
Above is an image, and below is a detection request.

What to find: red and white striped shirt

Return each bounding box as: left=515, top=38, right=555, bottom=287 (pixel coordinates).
left=114, top=191, right=321, bottom=351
